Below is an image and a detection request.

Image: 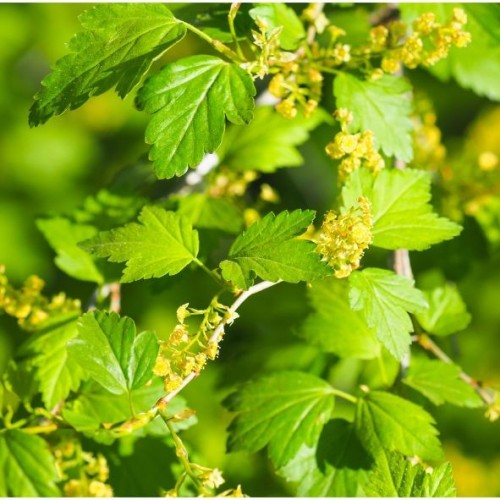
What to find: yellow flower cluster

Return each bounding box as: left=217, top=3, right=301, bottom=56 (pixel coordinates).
left=411, top=94, right=447, bottom=171
left=153, top=301, right=232, bottom=393
left=316, top=197, right=373, bottom=278
left=209, top=168, right=258, bottom=199
left=53, top=441, right=113, bottom=498
left=325, top=109, right=385, bottom=181
left=0, top=266, right=80, bottom=331
left=370, top=8, right=471, bottom=74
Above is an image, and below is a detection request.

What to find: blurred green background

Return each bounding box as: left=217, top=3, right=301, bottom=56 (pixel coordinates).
left=0, top=3, right=499, bottom=496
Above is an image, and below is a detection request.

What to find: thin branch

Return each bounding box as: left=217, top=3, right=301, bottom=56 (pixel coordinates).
left=156, top=280, right=280, bottom=406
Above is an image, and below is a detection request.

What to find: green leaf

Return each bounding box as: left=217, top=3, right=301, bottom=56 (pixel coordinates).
left=334, top=73, right=413, bottom=161
left=225, top=371, right=335, bottom=468
left=355, top=390, right=443, bottom=461
left=249, top=3, right=306, bottom=50
left=403, top=358, right=483, bottom=407
left=29, top=4, right=186, bottom=125
left=364, top=451, right=456, bottom=497
left=299, top=278, right=380, bottom=359
left=295, top=420, right=371, bottom=497
left=81, top=206, right=199, bottom=282
left=37, top=217, right=103, bottom=284
left=218, top=106, right=328, bottom=173
left=342, top=168, right=462, bottom=250
left=17, top=314, right=85, bottom=409
left=349, top=268, right=428, bottom=360
left=220, top=210, right=330, bottom=289
left=400, top=4, right=500, bottom=101
left=0, top=430, right=60, bottom=496
left=416, top=284, right=471, bottom=336
left=68, top=311, right=159, bottom=395
left=62, top=378, right=167, bottom=433
left=136, top=55, right=255, bottom=179
left=177, top=193, right=243, bottom=234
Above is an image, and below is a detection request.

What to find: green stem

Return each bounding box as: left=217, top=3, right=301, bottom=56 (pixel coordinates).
left=159, top=409, right=211, bottom=496
left=194, top=258, right=230, bottom=289
left=228, top=3, right=245, bottom=60
left=179, top=20, right=243, bottom=63
left=330, top=387, right=358, bottom=404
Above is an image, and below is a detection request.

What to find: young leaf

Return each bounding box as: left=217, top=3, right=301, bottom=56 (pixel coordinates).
left=176, top=193, right=243, bottom=234
left=36, top=217, right=103, bottom=284
left=364, top=451, right=456, bottom=497
left=136, top=55, right=255, bottom=179
left=299, top=278, right=380, bottom=359
left=0, top=430, right=60, bottom=496
left=355, top=390, right=443, bottom=461
left=249, top=3, right=306, bottom=50
left=218, top=106, right=329, bottom=173
left=68, top=311, right=159, bottom=395
left=29, top=4, right=186, bottom=125
left=400, top=4, right=500, bottom=101
left=225, top=371, right=335, bottom=468
left=416, top=284, right=471, bottom=336
left=81, top=206, right=199, bottom=282
left=349, top=268, right=428, bottom=360
left=342, top=168, right=462, bottom=250
left=403, top=358, right=483, bottom=407
left=17, top=314, right=85, bottom=409
left=334, top=73, right=413, bottom=161
left=220, top=210, right=330, bottom=289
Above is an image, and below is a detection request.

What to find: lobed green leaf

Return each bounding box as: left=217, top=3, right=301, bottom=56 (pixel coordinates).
left=355, top=390, right=443, bottom=461
left=68, top=311, right=159, bottom=395
left=81, top=206, right=199, bottom=282
left=349, top=268, right=428, bottom=360
left=220, top=209, right=330, bottom=289
left=136, top=55, right=255, bottom=179
left=342, top=167, right=462, bottom=250
left=0, top=430, right=60, bottom=496
left=334, top=73, right=414, bottom=161
left=225, top=371, right=335, bottom=468
left=403, top=358, right=483, bottom=407
left=299, top=278, right=380, bottom=359
left=30, top=4, right=186, bottom=125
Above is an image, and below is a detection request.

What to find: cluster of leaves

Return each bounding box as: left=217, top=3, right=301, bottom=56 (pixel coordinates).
left=1, top=2, right=499, bottom=497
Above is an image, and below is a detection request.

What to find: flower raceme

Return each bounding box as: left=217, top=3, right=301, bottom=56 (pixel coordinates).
left=315, top=196, right=374, bottom=278
left=326, top=109, right=385, bottom=181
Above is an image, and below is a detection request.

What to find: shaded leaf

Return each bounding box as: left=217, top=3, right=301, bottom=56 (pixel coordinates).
left=403, top=358, right=482, bottom=407
left=177, top=193, right=243, bottom=234
left=225, top=371, right=335, bottom=468
left=17, top=314, right=84, bottom=409
left=416, top=284, right=471, bottom=336
left=37, top=217, right=103, bottom=283
left=218, top=106, right=328, bottom=172
left=299, top=278, right=380, bottom=359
